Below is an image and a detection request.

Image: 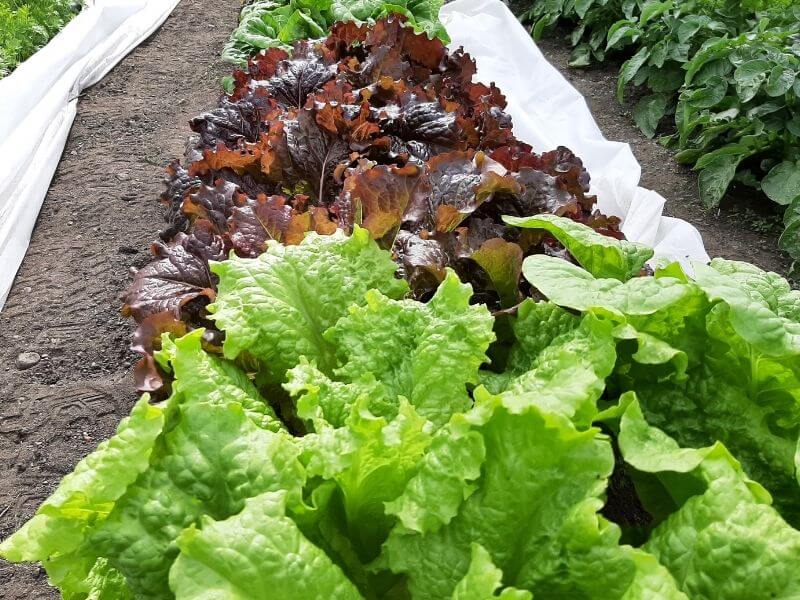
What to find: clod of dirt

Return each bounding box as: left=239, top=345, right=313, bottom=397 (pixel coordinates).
left=15, top=352, right=41, bottom=370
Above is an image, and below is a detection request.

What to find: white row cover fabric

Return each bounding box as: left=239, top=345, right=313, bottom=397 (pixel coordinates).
left=441, top=0, right=710, bottom=265
left=0, top=0, right=181, bottom=311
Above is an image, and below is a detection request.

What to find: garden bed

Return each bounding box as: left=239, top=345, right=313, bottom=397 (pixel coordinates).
left=0, top=0, right=797, bottom=598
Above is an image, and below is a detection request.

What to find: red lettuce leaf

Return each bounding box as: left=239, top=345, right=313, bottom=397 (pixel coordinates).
left=122, top=233, right=220, bottom=322
left=228, top=194, right=315, bottom=255
left=338, top=163, right=430, bottom=241
left=126, top=16, right=626, bottom=354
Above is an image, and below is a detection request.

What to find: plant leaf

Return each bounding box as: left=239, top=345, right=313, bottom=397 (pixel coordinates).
left=506, top=213, right=653, bottom=280
left=170, top=492, right=362, bottom=599
left=762, top=161, right=800, bottom=206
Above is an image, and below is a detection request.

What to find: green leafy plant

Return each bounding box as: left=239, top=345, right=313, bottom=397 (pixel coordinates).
left=519, top=0, right=800, bottom=268
left=0, top=0, right=82, bottom=78
left=222, top=0, right=448, bottom=66
left=522, top=0, right=630, bottom=66
left=668, top=23, right=800, bottom=203
left=3, top=218, right=800, bottom=599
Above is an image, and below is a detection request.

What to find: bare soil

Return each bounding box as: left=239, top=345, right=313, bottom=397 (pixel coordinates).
left=0, top=0, right=240, bottom=596
left=0, top=11, right=790, bottom=599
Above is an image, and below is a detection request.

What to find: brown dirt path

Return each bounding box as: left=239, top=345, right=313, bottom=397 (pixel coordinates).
left=0, top=0, right=240, bottom=596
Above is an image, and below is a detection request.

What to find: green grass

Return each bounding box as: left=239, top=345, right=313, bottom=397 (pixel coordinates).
left=0, top=0, right=82, bottom=78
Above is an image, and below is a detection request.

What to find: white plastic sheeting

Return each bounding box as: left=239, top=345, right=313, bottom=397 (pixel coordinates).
left=441, top=0, right=709, bottom=264
left=0, top=0, right=180, bottom=310
left=0, top=0, right=709, bottom=311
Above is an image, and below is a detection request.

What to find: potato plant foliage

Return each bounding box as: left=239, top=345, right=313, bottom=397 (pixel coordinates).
left=522, top=0, right=800, bottom=266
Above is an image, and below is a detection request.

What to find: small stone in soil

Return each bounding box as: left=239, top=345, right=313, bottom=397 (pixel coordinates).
left=116, top=172, right=131, bottom=181
left=16, top=352, right=41, bottom=370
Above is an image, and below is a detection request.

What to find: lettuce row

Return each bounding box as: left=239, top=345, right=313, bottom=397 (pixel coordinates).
left=2, top=222, right=800, bottom=598
left=222, top=0, right=448, bottom=68
left=517, top=248, right=800, bottom=525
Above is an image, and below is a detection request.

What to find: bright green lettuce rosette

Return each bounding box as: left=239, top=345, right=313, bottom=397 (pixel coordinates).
left=3, top=223, right=800, bottom=599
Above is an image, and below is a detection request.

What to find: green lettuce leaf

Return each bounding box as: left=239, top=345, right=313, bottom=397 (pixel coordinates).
left=503, top=313, right=617, bottom=427
left=327, top=270, right=494, bottom=426
left=384, top=416, right=485, bottom=534
left=301, top=398, right=432, bottom=561
left=169, top=329, right=283, bottom=431
left=616, top=398, right=800, bottom=598
left=521, top=254, right=695, bottom=317
left=84, top=558, right=134, bottom=600
left=0, top=395, right=164, bottom=596
left=505, top=214, right=653, bottom=280
left=522, top=255, right=800, bottom=525
left=641, top=299, right=800, bottom=518
left=210, top=228, right=408, bottom=382
left=480, top=300, right=580, bottom=394
left=693, top=258, right=800, bottom=356
left=506, top=300, right=580, bottom=373
left=83, top=332, right=305, bottom=597
left=90, top=398, right=304, bottom=597
left=169, top=491, right=362, bottom=599
left=451, top=543, right=532, bottom=600
left=704, top=258, right=800, bottom=321
left=285, top=358, right=383, bottom=429
left=384, top=387, right=683, bottom=599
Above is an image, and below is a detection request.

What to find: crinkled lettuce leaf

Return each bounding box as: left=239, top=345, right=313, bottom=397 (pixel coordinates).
left=285, top=358, right=383, bottom=429
left=503, top=313, right=617, bottom=427
left=693, top=258, right=800, bottom=356
left=480, top=299, right=579, bottom=394
left=210, top=227, right=407, bottom=382
left=300, top=398, right=432, bottom=561
left=283, top=268, right=493, bottom=429
left=327, top=270, right=494, bottom=427
left=614, top=397, right=800, bottom=599
left=0, top=396, right=164, bottom=597
left=90, top=397, right=304, bottom=597
left=169, top=491, right=362, bottom=599
left=3, top=328, right=305, bottom=598
left=522, top=254, right=800, bottom=526
left=83, top=558, right=134, bottom=600
left=451, top=544, right=532, bottom=600
left=384, top=387, right=684, bottom=599
left=167, top=329, right=283, bottom=432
